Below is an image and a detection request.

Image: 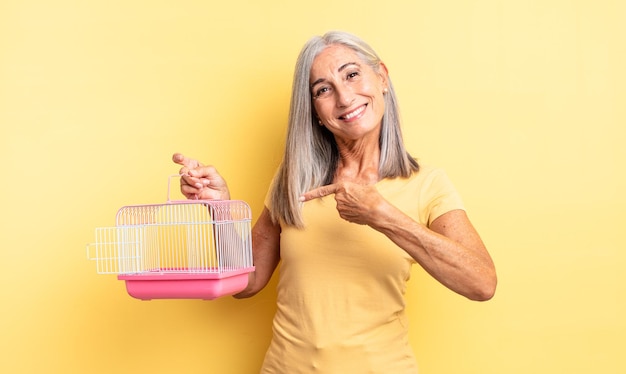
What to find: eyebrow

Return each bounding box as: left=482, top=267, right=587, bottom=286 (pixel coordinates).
left=310, top=62, right=361, bottom=88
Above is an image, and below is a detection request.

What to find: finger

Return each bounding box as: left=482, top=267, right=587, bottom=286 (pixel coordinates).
left=180, top=183, right=201, bottom=198
left=172, top=152, right=187, bottom=166
left=172, top=153, right=201, bottom=170
left=300, top=184, right=338, bottom=202
left=180, top=174, right=206, bottom=189
left=186, top=165, right=216, bottom=182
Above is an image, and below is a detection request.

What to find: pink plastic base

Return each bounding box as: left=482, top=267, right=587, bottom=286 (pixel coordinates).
left=118, top=267, right=254, bottom=300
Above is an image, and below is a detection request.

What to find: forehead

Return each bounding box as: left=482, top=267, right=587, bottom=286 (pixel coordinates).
left=310, top=44, right=363, bottom=78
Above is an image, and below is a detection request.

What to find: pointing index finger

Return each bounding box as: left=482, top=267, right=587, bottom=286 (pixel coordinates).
left=172, top=153, right=203, bottom=173
left=300, top=184, right=338, bottom=202
left=173, top=153, right=192, bottom=167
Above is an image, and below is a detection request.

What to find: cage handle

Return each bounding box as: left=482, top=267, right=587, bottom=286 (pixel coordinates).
left=167, top=174, right=185, bottom=203
left=86, top=243, right=95, bottom=260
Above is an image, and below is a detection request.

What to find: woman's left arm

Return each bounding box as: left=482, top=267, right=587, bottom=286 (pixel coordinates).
left=373, top=206, right=497, bottom=301
left=302, top=182, right=497, bottom=301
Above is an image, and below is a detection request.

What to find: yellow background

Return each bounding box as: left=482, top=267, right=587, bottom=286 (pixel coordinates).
left=1, top=0, right=624, bottom=373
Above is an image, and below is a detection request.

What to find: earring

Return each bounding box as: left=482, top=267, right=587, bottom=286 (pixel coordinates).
left=383, top=88, right=388, bottom=94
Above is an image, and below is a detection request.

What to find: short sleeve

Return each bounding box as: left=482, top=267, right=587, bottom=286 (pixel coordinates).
left=419, top=168, right=465, bottom=226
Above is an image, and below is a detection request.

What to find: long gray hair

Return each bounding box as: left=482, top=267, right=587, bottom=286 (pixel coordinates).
left=269, top=31, right=419, bottom=228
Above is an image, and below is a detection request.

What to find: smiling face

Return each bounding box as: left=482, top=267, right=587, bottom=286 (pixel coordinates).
left=310, top=44, right=388, bottom=143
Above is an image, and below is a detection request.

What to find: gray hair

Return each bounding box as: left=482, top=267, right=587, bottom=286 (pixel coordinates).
left=269, top=31, right=419, bottom=228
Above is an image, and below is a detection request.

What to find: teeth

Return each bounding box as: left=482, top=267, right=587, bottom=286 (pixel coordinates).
left=344, top=106, right=365, bottom=120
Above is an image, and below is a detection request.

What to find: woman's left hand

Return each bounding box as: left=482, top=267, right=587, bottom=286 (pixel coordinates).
left=301, top=182, right=385, bottom=225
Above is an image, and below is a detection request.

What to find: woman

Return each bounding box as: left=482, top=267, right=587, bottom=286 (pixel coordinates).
left=174, top=31, right=496, bottom=373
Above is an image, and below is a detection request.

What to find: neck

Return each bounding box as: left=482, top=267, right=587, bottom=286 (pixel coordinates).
left=334, top=142, right=381, bottom=185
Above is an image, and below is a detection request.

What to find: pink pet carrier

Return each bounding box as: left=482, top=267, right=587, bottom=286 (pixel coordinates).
left=87, top=176, right=254, bottom=300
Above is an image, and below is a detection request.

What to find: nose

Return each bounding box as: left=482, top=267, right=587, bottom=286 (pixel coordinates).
left=335, top=84, right=355, bottom=108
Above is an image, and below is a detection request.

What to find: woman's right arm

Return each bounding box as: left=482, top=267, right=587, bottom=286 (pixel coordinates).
left=173, top=153, right=281, bottom=298
left=234, top=207, right=281, bottom=298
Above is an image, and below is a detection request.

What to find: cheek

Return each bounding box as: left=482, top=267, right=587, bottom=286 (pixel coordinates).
left=372, top=91, right=386, bottom=118
left=313, top=101, right=332, bottom=120
left=361, top=81, right=383, bottom=103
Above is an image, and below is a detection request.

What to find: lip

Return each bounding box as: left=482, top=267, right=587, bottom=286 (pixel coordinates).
left=338, top=104, right=367, bottom=121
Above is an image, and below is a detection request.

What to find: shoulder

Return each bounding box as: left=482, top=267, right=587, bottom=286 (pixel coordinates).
left=376, top=165, right=463, bottom=226
left=379, top=164, right=450, bottom=190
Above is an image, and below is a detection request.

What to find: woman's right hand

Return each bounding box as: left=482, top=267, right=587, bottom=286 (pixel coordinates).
left=172, top=153, right=230, bottom=200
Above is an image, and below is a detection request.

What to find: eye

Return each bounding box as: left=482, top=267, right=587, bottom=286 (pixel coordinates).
left=313, top=86, right=331, bottom=99
left=346, top=71, right=360, bottom=80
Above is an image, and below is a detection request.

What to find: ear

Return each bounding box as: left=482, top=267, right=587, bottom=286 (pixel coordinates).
left=378, top=62, right=390, bottom=89
left=312, top=112, right=323, bottom=126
